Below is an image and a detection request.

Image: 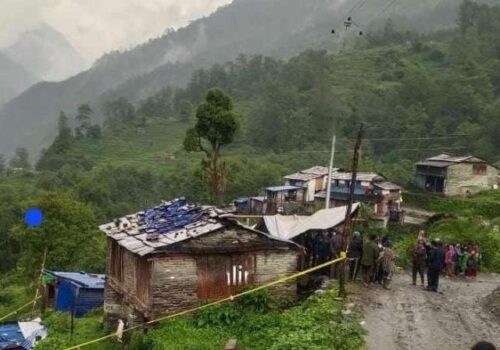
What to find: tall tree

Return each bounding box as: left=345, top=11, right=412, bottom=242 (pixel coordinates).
left=54, top=112, right=73, bottom=152
left=75, top=104, right=93, bottom=137
left=9, top=147, right=30, bottom=169
left=183, top=89, right=239, bottom=204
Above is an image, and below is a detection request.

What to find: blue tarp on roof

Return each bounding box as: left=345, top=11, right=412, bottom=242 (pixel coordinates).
left=47, top=271, right=105, bottom=289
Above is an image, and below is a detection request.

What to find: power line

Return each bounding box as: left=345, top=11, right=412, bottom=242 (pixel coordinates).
left=372, top=0, right=399, bottom=22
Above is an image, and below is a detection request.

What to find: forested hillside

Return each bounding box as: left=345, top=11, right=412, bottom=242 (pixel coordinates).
left=0, top=0, right=465, bottom=159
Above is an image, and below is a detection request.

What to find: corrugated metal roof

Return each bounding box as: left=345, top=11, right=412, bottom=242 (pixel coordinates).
left=426, top=154, right=473, bottom=163
left=373, top=181, right=402, bottom=191
left=99, top=198, right=293, bottom=256
left=266, top=185, right=302, bottom=192
left=416, top=161, right=452, bottom=168
left=330, top=172, right=383, bottom=182
left=47, top=271, right=105, bottom=289
left=284, top=166, right=332, bottom=181
left=284, top=172, right=322, bottom=181
left=300, top=166, right=332, bottom=175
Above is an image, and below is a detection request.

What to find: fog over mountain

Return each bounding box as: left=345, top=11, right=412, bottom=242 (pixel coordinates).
left=0, top=52, right=38, bottom=107
left=3, top=23, right=89, bottom=82
left=0, top=0, right=465, bottom=158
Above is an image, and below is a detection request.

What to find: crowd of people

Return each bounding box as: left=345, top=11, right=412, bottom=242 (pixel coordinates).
left=302, top=228, right=482, bottom=293
left=411, top=230, right=482, bottom=292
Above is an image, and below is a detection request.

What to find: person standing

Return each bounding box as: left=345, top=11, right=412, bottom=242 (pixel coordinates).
left=445, top=244, right=456, bottom=277
left=427, top=239, right=445, bottom=292
left=379, top=241, right=396, bottom=289
left=411, top=239, right=427, bottom=286
left=361, top=234, right=380, bottom=287
left=348, top=231, right=363, bottom=281
left=467, top=249, right=479, bottom=279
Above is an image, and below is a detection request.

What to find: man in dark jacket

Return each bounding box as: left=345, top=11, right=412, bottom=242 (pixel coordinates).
left=412, top=239, right=427, bottom=286
left=348, top=231, right=363, bottom=281
left=361, top=234, right=379, bottom=287
left=427, top=239, right=445, bottom=292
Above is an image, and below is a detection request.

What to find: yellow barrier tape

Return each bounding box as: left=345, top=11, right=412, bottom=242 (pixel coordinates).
left=0, top=296, right=42, bottom=323
left=62, top=255, right=347, bottom=350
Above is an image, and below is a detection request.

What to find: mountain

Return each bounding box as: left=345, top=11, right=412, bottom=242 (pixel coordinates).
left=0, top=52, right=38, bottom=107
left=0, top=0, right=463, bottom=159
left=4, top=23, right=88, bottom=82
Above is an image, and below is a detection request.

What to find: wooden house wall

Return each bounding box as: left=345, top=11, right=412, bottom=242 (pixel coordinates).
left=149, top=250, right=297, bottom=317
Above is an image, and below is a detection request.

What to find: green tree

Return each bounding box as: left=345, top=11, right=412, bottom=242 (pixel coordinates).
left=53, top=112, right=73, bottom=153
left=9, top=147, right=30, bottom=169
left=104, top=97, right=136, bottom=127
left=11, top=192, right=105, bottom=280
left=183, top=89, right=239, bottom=203
left=75, top=104, right=93, bottom=137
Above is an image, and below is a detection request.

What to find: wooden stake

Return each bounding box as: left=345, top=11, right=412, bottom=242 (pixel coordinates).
left=32, top=247, right=48, bottom=317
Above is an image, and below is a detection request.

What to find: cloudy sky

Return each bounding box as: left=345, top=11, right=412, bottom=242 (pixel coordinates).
left=0, top=0, right=232, bottom=60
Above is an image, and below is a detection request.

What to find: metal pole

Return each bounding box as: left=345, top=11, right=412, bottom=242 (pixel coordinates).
left=339, top=123, right=364, bottom=297
left=325, top=134, right=336, bottom=209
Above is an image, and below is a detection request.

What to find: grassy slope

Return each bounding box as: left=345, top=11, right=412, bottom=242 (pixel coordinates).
left=76, top=119, right=190, bottom=170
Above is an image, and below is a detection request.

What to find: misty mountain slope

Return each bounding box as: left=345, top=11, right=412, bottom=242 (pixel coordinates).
left=4, top=23, right=88, bottom=82
left=0, top=0, right=463, bottom=158
left=0, top=53, right=38, bottom=107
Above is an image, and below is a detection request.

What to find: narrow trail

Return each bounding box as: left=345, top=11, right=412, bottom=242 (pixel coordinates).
left=356, top=272, right=500, bottom=350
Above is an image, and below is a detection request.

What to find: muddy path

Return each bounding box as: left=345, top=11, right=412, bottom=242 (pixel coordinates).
left=356, top=272, right=500, bottom=350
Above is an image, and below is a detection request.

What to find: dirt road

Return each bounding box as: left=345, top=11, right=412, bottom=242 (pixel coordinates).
left=358, top=272, right=500, bottom=350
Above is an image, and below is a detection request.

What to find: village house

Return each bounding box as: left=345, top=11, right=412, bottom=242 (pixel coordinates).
left=415, top=154, right=499, bottom=196
left=99, top=198, right=300, bottom=327
left=283, top=166, right=331, bottom=202
left=315, top=171, right=403, bottom=224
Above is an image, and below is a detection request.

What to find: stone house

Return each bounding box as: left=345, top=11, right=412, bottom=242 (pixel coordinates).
left=99, top=199, right=300, bottom=327
left=416, top=154, right=499, bottom=196
left=283, top=166, right=332, bottom=202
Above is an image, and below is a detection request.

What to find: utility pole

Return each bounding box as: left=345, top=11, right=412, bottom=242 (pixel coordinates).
left=32, top=247, right=48, bottom=316
left=325, top=133, right=337, bottom=209
left=338, top=123, right=364, bottom=297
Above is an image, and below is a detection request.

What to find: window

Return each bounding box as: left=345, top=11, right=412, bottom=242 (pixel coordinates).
left=110, top=240, right=124, bottom=282
left=473, top=164, right=487, bottom=175
left=226, top=264, right=250, bottom=287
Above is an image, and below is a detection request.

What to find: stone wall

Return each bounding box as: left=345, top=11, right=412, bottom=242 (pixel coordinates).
left=254, top=250, right=298, bottom=296
left=446, top=163, right=498, bottom=196
left=150, top=256, right=198, bottom=317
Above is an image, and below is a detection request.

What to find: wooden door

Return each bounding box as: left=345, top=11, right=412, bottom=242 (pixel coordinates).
left=196, top=254, right=255, bottom=299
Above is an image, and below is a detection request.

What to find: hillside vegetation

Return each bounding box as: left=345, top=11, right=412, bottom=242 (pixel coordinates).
left=0, top=0, right=466, bottom=158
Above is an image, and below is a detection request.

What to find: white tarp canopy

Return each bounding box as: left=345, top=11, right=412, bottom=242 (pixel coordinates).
left=263, top=203, right=360, bottom=240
